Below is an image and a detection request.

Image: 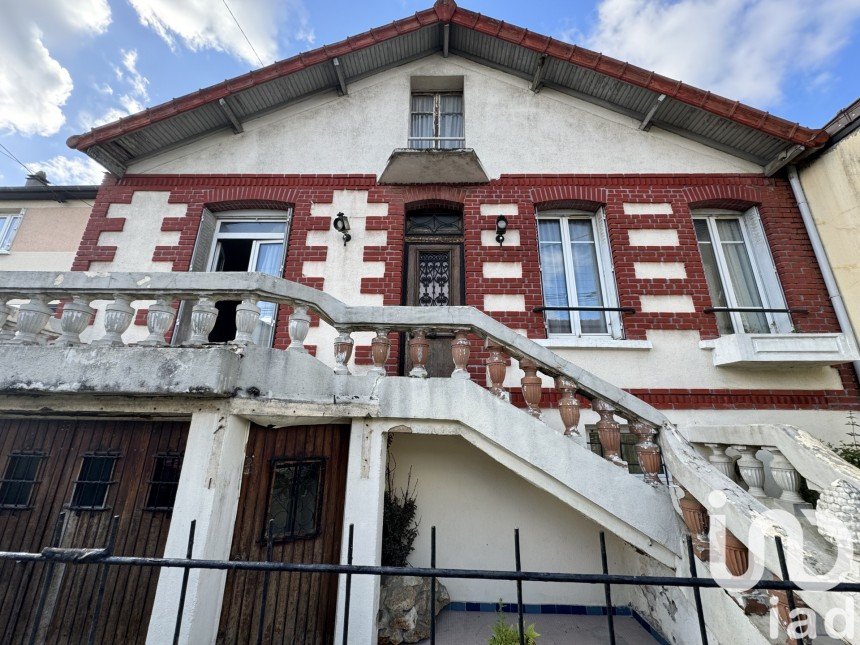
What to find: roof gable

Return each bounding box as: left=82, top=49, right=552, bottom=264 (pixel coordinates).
left=68, top=0, right=826, bottom=176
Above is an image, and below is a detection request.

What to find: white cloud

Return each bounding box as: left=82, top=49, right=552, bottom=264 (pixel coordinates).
left=79, top=49, right=150, bottom=130
left=583, top=0, right=860, bottom=106
left=27, top=155, right=106, bottom=185
left=128, top=0, right=313, bottom=66
left=0, top=1, right=111, bottom=136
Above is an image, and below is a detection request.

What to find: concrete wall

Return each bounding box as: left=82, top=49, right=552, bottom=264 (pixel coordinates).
left=127, top=55, right=761, bottom=178
left=387, top=433, right=633, bottom=605
left=0, top=199, right=90, bottom=271
left=799, top=128, right=860, bottom=340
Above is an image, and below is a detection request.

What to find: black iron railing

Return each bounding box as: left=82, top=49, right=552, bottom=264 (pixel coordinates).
left=1, top=514, right=851, bottom=645
left=702, top=307, right=808, bottom=315
left=532, top=306, right=637, bottom=315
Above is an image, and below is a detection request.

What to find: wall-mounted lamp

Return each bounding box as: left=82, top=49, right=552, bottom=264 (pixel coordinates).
left=333, top=212, right=351, bottom=245
left=495, top=215, right=508, bottom=246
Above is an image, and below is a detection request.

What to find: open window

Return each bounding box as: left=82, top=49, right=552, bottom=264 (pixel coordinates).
left=179, top=210, right=290, bottom=347
left=693, top=208, right=791, bottom=334
left=536, top=209, right=622, bottom=338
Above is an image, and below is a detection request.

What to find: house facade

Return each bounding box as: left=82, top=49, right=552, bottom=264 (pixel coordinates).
left=1, top=2, right=859, bottom=643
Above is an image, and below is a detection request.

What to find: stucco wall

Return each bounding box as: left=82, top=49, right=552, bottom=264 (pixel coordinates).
left=0, top=200, right=90, bottom=271
left=127, top=55, right=761, bottom=178
left=387, top=433, right=633, bottom=605
left=799, top=128, right=860, bottom=340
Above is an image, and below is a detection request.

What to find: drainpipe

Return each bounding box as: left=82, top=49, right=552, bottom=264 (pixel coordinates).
left=786, top=165, right=860, bottom=382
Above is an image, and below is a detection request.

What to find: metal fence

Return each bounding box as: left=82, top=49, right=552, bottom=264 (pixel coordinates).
left=1, top=514, right=857, bottom=645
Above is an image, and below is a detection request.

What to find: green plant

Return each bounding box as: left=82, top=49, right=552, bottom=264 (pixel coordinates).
left=381, top=441, right=419, bottom=567
left=488, top=602, right=540, bottom=645
left=829, top=412, right=860, bottom=470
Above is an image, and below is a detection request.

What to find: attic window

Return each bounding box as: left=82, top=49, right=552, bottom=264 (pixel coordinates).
left=409, top=76, right=464, bottom=150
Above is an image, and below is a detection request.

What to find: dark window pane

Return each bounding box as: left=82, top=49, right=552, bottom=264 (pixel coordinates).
left=145, top=453, right=183, bottom=510
left=71, top=455, right=117, bottom=509
left=0, top=453, right=43, bottom=508
left=267, top=459, right=324, bottom=540
left=586, top=427, right=641, bottom=474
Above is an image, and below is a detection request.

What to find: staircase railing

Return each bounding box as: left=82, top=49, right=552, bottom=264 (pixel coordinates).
left=1, top=270, right=858, bottom=624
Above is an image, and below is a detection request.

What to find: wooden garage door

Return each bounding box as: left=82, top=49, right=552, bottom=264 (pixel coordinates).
left=0, top=417, right=189, bottom=644
left=217, top=424, right=350, bottom=645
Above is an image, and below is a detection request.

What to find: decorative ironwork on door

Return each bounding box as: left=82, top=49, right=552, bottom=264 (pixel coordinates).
left=417, top=251, right=451, bottom=307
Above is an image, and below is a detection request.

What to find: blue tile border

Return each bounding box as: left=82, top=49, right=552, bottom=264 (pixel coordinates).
left=442, top=602, right=668, bottom=643
left=632, top=610, right=670, bottom=645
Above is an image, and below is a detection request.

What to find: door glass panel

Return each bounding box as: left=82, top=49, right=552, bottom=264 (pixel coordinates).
left=417, top=251, right=450, bottom=306
left=694, top=220, right=733, bottom=335
left=569, top=220, right=606, bottom=334
left=537, top=220, right=571, bottom=334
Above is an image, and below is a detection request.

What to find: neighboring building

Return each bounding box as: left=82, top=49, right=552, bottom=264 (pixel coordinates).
left=0, top=173, right=97, bottom=337
left=798, top=98, right=860, bottom=347
left=0, top=2, right=858, bottom=644
left=0, top=172, right=97, bottom=272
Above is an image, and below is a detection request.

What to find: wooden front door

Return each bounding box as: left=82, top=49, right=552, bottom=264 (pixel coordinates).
left=0, top=417, right=189, bottom=644
left=404, top=243, right=463, bottom=377
left=217, top=424, right=350, bottom=645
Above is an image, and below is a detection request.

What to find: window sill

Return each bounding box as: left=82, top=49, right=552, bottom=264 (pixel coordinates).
left=536, top=336, right=652, bottom=350
left=699, top=333, right=859, bottom=368
left=0, top=250, right=10, bottom=255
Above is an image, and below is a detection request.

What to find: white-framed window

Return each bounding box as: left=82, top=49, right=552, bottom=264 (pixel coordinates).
left=202, top=215, right=289, bottom=347
left=693, top=208, right=791, bottom=335
left=409, top=92, right=464, bottom=149
left=0, top=211, right=23, bottom=253
left=536, top=209, right=622, bottom=337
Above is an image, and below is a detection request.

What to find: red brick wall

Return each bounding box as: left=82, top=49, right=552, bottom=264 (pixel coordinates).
left=73, top=173, right=859, bottom=409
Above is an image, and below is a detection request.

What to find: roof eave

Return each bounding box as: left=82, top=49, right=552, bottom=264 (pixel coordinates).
left=67, top=0, right=828, bottom=165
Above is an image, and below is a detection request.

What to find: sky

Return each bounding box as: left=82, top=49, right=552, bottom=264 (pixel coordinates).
left=1, top=0, right=859, bottom=186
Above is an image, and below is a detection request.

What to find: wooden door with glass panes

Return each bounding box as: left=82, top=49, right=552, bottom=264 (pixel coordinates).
left=404, top=243, right=463, bottom=377
left=216, top=424, right=349, bottom=645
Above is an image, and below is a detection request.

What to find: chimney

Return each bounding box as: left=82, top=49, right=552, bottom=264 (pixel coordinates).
left=25, top=171, right=49, bottom=187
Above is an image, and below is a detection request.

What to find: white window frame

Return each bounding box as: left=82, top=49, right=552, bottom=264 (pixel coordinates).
left=208, top=217, right=289, bottom=347
left=693, top=208, right=792, bottom=334
left=408, top=91, right=465, bottom=149
left=206, top=218, right=289, bottom=274
left=536, top=208, right=622, bottom=338
left=0, top=210, right=24, bottom=253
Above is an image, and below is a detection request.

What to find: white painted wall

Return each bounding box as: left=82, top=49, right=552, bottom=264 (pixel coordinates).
left=388, top=433, right=633, bottom=605
left=128, top=55, right=761, bottom=178
left=334, top=419, right=386, bottom=644
left=303, top=190, right=387, bottom=372
left=82, top=191, right=186, bottom=344
left=148, top=411, right=250, bottom=645
left=538, top=329, right=844, bottom=391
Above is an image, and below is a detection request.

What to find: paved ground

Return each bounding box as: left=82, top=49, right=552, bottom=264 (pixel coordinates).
left=416, top=611, right=658, bottom=644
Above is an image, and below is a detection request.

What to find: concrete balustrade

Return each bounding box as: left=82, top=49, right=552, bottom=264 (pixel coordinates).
left=0, top=271, right=667, bottom=483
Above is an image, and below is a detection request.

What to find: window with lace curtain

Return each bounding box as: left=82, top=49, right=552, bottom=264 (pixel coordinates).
left=693, top=209, right=791, bottom=335
left=409, top=92, right=464, bottom=149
